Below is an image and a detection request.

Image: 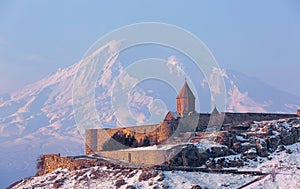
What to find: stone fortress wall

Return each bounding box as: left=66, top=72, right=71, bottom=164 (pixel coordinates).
left=99, top=145, right=185, bottom=166
left=86, top=121, right=176, bottom=154
left=85, top=82, right=299, bottom=165
left=196, top=112, right=299, bottom=130
left=86, top=112, right=298, bottom=155
left=35, top=154, right=109, bottom=176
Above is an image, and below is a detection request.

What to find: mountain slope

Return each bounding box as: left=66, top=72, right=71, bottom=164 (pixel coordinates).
left=225, top=69, right=300, bottom=113
left=0, top=63, right=84, bottom=187
left=1, top=41, right=299, bottom=188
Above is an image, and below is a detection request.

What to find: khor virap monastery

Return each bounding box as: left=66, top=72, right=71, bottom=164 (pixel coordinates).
left=85, top=82, right=300, bottom=165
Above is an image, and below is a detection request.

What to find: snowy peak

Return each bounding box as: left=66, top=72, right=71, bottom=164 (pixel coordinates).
left=0, top=41, right=300, bottom=188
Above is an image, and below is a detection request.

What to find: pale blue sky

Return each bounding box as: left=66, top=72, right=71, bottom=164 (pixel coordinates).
left=0, top=0, right=300, bottom=96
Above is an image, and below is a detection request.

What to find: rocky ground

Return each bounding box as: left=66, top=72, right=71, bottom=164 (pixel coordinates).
left=7, top=165, right=257, bottom=189
left=8, top=141, right=300, bottom=189
left=168, top=117, right=300, bottom=169
left=8, top=118, right=300, bottom=189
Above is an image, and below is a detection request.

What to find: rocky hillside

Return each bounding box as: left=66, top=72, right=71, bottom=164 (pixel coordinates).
left=8, top=142, right=300, bottom=189
left=168, top=117, right=300, bottom=168
left=8, top=117, right=300, bottom=189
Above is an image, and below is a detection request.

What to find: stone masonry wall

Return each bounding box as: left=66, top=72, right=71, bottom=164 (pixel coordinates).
left=86, top=122, right=175, bottom=154
left=85, top=129, right=98, bottom=155
left=86, top=112, right=297, bottom=155
left=99, top=145, right=184, bottom=165
left=196, top=113, right=297, bottom=131
left=223, top=113, right=297, bottom=124
left=36, top=154, right=109, bottom=176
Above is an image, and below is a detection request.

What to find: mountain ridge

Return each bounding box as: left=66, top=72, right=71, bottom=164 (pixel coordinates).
left=1, top=44, right=299, bottom=188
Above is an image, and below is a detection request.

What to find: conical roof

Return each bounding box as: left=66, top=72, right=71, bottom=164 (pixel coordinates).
left=176, top=81, right=195, bottom=99
left=212, top=106, right=219, bottom=115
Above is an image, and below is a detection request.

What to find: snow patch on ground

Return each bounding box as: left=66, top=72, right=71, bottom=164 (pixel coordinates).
left=10, top=142, right=300, bottom=189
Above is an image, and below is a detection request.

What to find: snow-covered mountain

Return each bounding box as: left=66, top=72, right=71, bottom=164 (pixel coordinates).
left=0, top=63, right=84, bottom=188
left=223, top=69, right=300, bottom=113
left=1, top=41, right=300, bottom=188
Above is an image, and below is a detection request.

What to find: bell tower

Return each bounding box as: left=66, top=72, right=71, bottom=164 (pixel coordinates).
left=176, top=81, right=195, bottom=116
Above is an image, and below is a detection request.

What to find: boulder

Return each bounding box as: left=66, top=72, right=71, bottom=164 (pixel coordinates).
left=243, top=148, right=257, bottom=160
left=233, top=142, right=242, bottom=153
left=167, top=144, right=209, bottom=167
left=261, top=124, right=273, bottom=134
left=239, top=142, right=256, bottom=153
left=115, top=179, right=126, bottom=188
left=267, top=135, right=281, bottom=152
left=138, top=169, right=158, bottom=181
left=207, top=145, right=232, bottom=158
left=281, top=131, right=294, bottom=145
left=125, top=186, right=136, bottom=189
left=216, top=157, right=244, bottom=168
left=256, top=139, right=268, bottom=157
left=191, top=185, right=202, bottom=189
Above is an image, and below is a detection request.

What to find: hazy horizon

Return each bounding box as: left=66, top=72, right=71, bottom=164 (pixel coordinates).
left=0, top=1, right=300, bottom=96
